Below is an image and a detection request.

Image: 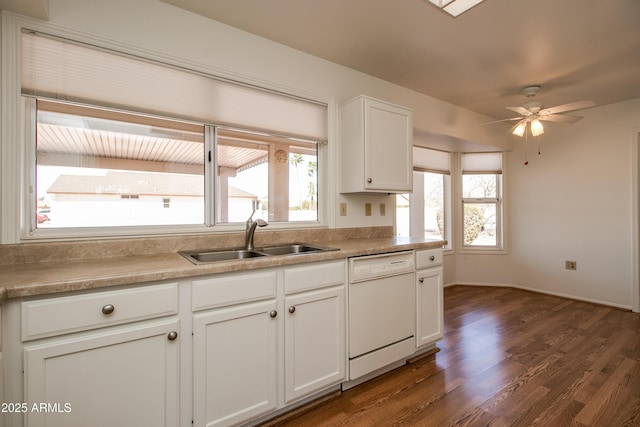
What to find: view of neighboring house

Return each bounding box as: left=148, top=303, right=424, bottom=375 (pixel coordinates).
left=44, top=171, right=257, bottom=227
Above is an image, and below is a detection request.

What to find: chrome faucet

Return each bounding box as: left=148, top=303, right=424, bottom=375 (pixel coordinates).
left=245, top=210, right=268, bottom=250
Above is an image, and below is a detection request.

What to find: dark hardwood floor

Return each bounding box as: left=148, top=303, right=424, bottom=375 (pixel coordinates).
left=269, top=286, right=640, bottom=426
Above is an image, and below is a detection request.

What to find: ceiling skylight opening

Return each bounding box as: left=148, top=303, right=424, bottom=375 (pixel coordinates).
left=426, top=0, right=486, bottom=17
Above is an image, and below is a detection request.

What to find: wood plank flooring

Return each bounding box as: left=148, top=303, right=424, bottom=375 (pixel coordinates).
left=268, top=286, right=640, bottom=426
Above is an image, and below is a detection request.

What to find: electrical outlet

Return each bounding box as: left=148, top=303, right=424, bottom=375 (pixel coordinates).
left=339, top=203, right=347, bottom=216
left=365, top=203, right=372, bottom=216
left=565, top=260, right=577, bottom=270
left=379, top=203, right=386, bottom=216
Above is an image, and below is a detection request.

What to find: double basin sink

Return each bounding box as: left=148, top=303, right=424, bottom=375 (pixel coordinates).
left=179, top=243, right=339, bottom=265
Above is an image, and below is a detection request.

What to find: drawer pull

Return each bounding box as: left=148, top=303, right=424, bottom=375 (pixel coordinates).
left=167, top=331, right=178, bottom=341
left=101, top=304, right=115, bottom=315
left=419, top=278, right=424, bottom=283
left=429, top=255, right=435, bottom=261
left=367, top=178, right=373, bottom=183
left=289, top=306, right=296, bottom=314
left=269, top=310, right=278, bottom=318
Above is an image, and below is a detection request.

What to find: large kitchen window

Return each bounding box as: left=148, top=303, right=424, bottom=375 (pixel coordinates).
left=461, top=152, right=503, bottom=249
left=396, top=147, right=451, bottom=249
left=22, top=30, right=325, bottom=237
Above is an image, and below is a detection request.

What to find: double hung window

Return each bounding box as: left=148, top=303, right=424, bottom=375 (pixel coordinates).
left=461, top=152, right=503, bottom=249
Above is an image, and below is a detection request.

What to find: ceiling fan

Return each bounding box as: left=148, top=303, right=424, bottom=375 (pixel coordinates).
left=494, top=85, right=595, bottom=137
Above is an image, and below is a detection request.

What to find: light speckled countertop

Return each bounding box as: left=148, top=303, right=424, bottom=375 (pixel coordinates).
left=0, top=236, right=445, bottom=301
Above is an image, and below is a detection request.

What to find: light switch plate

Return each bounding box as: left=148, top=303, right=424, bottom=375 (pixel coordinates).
left=365, top=203, right=372, bottom=216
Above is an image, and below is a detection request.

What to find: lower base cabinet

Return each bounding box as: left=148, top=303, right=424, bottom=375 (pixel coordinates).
left=23, top=319, right=180, bottom=427
left=284, top=286, right=345, bottom=403
left=416, top=266, right=444, bottom=348
left=193, top=300, right=279, bottom=427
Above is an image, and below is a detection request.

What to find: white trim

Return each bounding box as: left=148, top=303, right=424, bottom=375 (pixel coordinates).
left=632, top=127, right=640, bottom=313
left=448, top=282, right=633, bottom=311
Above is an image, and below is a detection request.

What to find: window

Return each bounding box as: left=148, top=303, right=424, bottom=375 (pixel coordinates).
left=33, top=101, right=319, bottom=232
left=396, top=147, right=451, bottom=249
left=461, top=152, right=503, bottom=249
left=23, top=31, right=326, bottom=237
left=216, top=128, right=318, bottom=224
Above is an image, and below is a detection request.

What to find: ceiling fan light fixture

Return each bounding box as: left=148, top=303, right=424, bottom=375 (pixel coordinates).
left=530, top=119, right=544, bottom=137
left=426, top=0, right=485, bottom=17
left=512, top=122, right=526, bottom=137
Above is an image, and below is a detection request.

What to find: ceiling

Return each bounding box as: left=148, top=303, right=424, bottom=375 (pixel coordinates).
left=2, top=0, right=639, bottom=122
left=158, top=0, right=640, bottom=121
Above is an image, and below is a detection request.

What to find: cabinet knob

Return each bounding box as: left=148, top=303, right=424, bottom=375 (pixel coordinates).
left=167, top=331, right=178, bottom=341
left=430, top=255, right=435, bottom=261
left=101, top=304, right=115, bottom=315
left=269, top=310, right=278, bottom=318
left=288, top=306, right=296, bottom=314
left=419, top=278, right=424, bottom=283
left=367, top=178, right=373, bottom=183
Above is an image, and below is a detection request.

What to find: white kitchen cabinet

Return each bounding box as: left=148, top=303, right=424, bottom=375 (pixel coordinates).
left=415, top=249, right=444, bottom=348
left=193, top=299, right=278, bottom=427
left=12, top=282, right=181, bottom=427
left=340, top=95, right=413, bottom=193
left=23, top=318, right=180, bottom=427
left=284, top=285, right=345, bottom=403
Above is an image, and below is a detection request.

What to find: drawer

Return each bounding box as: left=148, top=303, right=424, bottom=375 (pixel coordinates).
left=284, top=260, right=345, bottom=294
left=22, top=282, right=178, bottom=341
left=416, top=248, right=443, bottom=269
left=192, top=270, right=277, bottom=311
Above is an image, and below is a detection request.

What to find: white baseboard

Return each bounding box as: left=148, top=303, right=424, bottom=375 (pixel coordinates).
left=446, top=282, right=632, bottom=311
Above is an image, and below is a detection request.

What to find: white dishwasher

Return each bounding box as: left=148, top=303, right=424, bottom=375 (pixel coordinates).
left=347, top=251, right=415, bottom=383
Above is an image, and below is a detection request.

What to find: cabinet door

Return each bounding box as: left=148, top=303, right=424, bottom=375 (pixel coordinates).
left=24, top=319, right=179, bottom=427
left=193, top=300, right=278, bottom=427
left=416, top=267, right=444, bottom=348
left=364, top=98, right=412, bottom=192
left=284, top=286, right=345, bottom=403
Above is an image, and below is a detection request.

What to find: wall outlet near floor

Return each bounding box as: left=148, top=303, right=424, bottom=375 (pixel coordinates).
left=379, top=203, right=386, bottom=216
left=565, top=260, right=577, bottom=270
left=340, top=203, right=347, bottom=216
left=365, top=203, right=372, bottom=216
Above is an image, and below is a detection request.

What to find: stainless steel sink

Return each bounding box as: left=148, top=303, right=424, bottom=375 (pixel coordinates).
left=179, top=249, right=266, bottom=265
left=179, top=243, right=338, bottom=264
left=257, top=243, right=338, bottom=256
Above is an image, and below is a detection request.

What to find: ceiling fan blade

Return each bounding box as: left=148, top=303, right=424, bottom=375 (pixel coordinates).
left=540, top=100, right=595, bottom=115
left=538, top=114, right=583, bottom=124
left=482, top=117, right=523, bottom=125
left=506, top=106, right=532, bottom=116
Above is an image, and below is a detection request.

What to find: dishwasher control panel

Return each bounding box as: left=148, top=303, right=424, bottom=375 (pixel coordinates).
left=349, top=251, right=415, bottom=282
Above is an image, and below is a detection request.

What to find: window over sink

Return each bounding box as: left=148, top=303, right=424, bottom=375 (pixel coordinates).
left=22, top=30, right=326, bottom=238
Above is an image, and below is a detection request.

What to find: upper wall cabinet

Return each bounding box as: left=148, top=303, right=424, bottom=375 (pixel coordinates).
left=340, top=96, right=413, bottom=193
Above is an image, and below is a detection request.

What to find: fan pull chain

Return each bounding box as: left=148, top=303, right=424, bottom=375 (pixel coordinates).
left=537, top=135, right=542, bottom=155
left=524, top=129, right=529, bottom=165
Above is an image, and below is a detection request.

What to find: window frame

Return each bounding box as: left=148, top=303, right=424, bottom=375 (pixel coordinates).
left=458, top=152, right=506, bottom=253
left=21, top=95, right=328, bottom=241
left=396, top=146, right=452, bottom=251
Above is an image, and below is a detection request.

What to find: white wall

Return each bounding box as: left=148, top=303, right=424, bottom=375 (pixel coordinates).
left=506, top=98, right=640, bottom=309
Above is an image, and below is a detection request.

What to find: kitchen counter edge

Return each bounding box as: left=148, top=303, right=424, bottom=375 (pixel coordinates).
left=0, top=237, right=446, bottom=301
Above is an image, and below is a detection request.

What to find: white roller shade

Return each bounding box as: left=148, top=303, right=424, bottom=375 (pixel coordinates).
left=21, top=31, right=327, bottom=141
left=413, top=147, right=450, bottom=174
left=461, top=152, right=502, bottom=174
